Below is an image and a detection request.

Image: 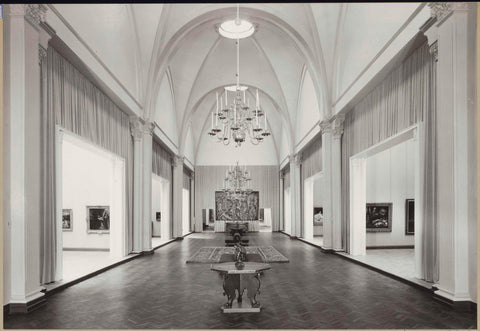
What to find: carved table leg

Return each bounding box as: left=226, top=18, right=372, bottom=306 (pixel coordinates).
left=244, top=273, right=261, bottom=308
left=222, top=274, right=239, bottom=308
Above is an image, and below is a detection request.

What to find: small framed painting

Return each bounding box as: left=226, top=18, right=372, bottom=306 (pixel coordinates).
left=62, top=209, right=73, bottom=232
left=156, top=212, right=161, bottom=222
left=366, top=203, right=392, bottom=232
left=313, top=207, right=323, bottom=225
left=87, top=206, right=110, bottom=234
left=405, top=199, right=414, bottom=235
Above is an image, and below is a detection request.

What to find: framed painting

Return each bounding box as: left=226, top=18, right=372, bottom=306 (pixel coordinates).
left=366, top=203, right=392, bottom=232
left=313, top=207, right=323, bottom=225
left=62, top=209, right=73, bottom=232
left=156, top=212, right=161, bottom=222
left=405, top=199, right=414, bottom=235
left=87, top=206, right=110, bottom=234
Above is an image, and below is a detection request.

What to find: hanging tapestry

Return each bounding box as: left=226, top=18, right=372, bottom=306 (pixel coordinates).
left=215, top=191, right=259, bottom=221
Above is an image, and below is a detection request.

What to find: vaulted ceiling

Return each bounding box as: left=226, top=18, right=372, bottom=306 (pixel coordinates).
left=48, top=3, right=428, bottom=164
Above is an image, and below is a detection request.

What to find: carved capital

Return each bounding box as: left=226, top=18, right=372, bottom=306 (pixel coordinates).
left=172, top=155, right=184, bottom=167
left=429, top=41, right=438, bottom=62
left=25, top=4, right=47, bottom=27
left=142, top=121, right=155, bottom=136
left=294, top=153, right=302, bottom=167
left=332, top=114, right=345, bottom=138
left=319, top=120, right=332, bottom=134
left=9, top=4, right=26, bottom=16
left=39, top=45, right=47, bottom=65
left=429, top=2, right=468, bottom=24
left=130, top=117, right=143, bottom=141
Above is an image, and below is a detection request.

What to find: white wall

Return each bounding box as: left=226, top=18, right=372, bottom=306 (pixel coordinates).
left=196, top=130, right=278, bottom=165
left=295, top=70, right=321, bottom=146
left=365, top=139, right=415, bottom=247
left=183, top=125, right=195, bottom=165
left=154, top=73, right=179, bottom=148
left=51, top=4, right=140, bottom=101
left=313, top=175, right=324, bottom=206
left=151, top=175, right=162, bottom=237
left=182, top=188, right=190, bottom=236
left=62, top=134, right=124, bottom=250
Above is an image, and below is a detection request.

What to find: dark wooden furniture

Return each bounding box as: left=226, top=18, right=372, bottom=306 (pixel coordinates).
left=211, top=262, right=271, bottom=313
left=225, top=222, right=249, bottom=246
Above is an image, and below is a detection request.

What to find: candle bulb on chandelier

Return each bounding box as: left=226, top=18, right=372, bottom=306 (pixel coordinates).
left=211, top=112, right=214, bottom=129
left=225, top=90, right=228, bottom=106
left=243, top=90, right=246, bottom=102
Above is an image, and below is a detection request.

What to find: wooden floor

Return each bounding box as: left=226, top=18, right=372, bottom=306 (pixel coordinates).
left=4, top=232, right=477, bottom=329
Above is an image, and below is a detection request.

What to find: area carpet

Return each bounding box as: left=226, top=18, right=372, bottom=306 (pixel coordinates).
left=186, top=246, right=289, bottom=263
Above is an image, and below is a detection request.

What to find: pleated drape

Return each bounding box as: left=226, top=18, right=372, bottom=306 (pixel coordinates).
left=302, top=136, right=322, bottom=180
left=341, top=42, right=432, bottom=257
left=183, top=167, right=192, bottom=190
left=152, top=139, right=173, bottom=181
left=282, top=164, right=291, bottom=189
left=40, top=50, right=57, bottom=284
left=46, top=47, right=134, bottom=257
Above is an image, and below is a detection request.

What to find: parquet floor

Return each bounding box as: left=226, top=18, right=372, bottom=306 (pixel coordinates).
left=4, top=232, right=477, bottom=329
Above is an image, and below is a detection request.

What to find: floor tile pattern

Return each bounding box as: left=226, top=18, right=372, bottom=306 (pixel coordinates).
left=4, top=232, right=477, bottom=329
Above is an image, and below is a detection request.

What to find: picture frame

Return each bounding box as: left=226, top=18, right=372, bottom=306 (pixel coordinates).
left=405, top=199, right=414, bottom=235
left=62, top=209, right=73, bottom=232
left=313, top=207, right=323, bottom=225
left=366, top=203, right=392, bottom=232
left=156, top=212, right=161, bottom=222
left=87, top=206, right=110, bottom=234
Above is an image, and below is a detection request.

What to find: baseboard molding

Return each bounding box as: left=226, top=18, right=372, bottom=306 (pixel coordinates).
left=433, top=291, right=477, bottom=312
left=44, top=254, right=141, bottom=298
left=296, top=237, right=334, bottom=253
left=63, top=248, right=110, bottom=252
left=332, top=252, right=434, bottom=294
left=141, top=249, right=155, bottom=256
left=366, top=245, right=414, bottom=249
left=152, top=239, right=176, bottom=251
left=7, top=295, right=46, bottom=314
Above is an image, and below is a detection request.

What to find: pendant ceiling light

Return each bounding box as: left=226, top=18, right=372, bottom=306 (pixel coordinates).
left=222, top=161, right=252, bottom=198
left=218, top=4, right=255, bottom=39
left=209, top=5, right=270, bottom=147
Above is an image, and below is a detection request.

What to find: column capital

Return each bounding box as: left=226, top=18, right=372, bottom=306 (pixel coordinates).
left=293, top=153, right=302, bottom=167
left=142, top=121, right=155, bottom=136
left=332, top=114, right=345, bottom=138
left=429, top=41, right=438, bottom=62
left=130, top=117, right=143, bottom=141
left=172, top=155, right=184, bottom=167
left=25, top=4, right=48, bottom=28
left=429, top=2, right=468, bottom=25
left=319, top=120, right=332, bottom=134
left=38, top=46, right=47, bottom=65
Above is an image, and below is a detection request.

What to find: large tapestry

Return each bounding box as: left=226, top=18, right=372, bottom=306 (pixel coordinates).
left=215, top=191, right=259, bottom=221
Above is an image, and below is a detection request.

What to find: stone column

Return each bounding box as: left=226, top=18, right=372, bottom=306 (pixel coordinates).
left=331, top=115, right=345, bottom=251
left=172, top=155, right=184, bottom=238
left=319, top=120, right=333, bottom=249
left=425, top=2, right=476, bottom=306
left=141, top=122, right=154, bottom=252
left=4, top=4, right=51, bottom=312
left=130, top=118, right=144, bottom=253
left=290, top=153, right=302, bottom=238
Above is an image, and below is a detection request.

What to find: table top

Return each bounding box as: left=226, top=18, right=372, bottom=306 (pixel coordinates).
left=210, top=262, right=271, bottom=274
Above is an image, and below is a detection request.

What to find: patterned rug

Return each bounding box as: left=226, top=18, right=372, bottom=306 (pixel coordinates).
left=186, top=246, right=289, bottom=263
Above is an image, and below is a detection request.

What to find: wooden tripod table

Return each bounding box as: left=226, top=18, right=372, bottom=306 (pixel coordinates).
left=211, top=262, right=271, bottom=313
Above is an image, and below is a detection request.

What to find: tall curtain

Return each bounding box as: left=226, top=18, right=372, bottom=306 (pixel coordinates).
left=282, top=164, right=290, bottom=189
left=422, top=44, right=438, bottom=282
left=341, top=42, right=432, bottom=255
left=183, top=167, right=192, bottom=190
left=152, top=139, right=172, bottom=181
left=46, top=47, right=134, bottom=261
left=40, top=50, right=57, bottom=284
left=302, top=136, right=322, bottom=180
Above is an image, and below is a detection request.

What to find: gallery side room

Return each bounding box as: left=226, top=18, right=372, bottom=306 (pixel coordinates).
left=2, top=2, right=478, bottom=329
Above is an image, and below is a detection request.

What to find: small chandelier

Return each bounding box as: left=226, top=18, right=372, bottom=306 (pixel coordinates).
left=208, top=6, right=270, bottom=147
left=223, top=161, right=252, bottom=197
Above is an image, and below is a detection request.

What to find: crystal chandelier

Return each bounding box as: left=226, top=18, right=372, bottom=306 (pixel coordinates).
left=222, top=161, right=252, bottom=197
left=208, top=6, right=270, bottom=147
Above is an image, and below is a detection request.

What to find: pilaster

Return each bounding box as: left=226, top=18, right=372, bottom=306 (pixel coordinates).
left=290, top=153, right=302, bottom=237
left=331, top=115, right=345, bottom=250
left=427, top=1, right=474, bottom=304
left=4, top=3, right=49, bottom=310
left=172, top=155, right=185, bottom=238
left=142, top=122, right=154, bottom=251
left=130, top=117, right=144, bottom=253
left=319, top=120, right=333, bottom=249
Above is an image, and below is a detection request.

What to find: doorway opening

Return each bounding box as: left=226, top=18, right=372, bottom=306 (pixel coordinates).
left=151, top=173, right=172, bottom=248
